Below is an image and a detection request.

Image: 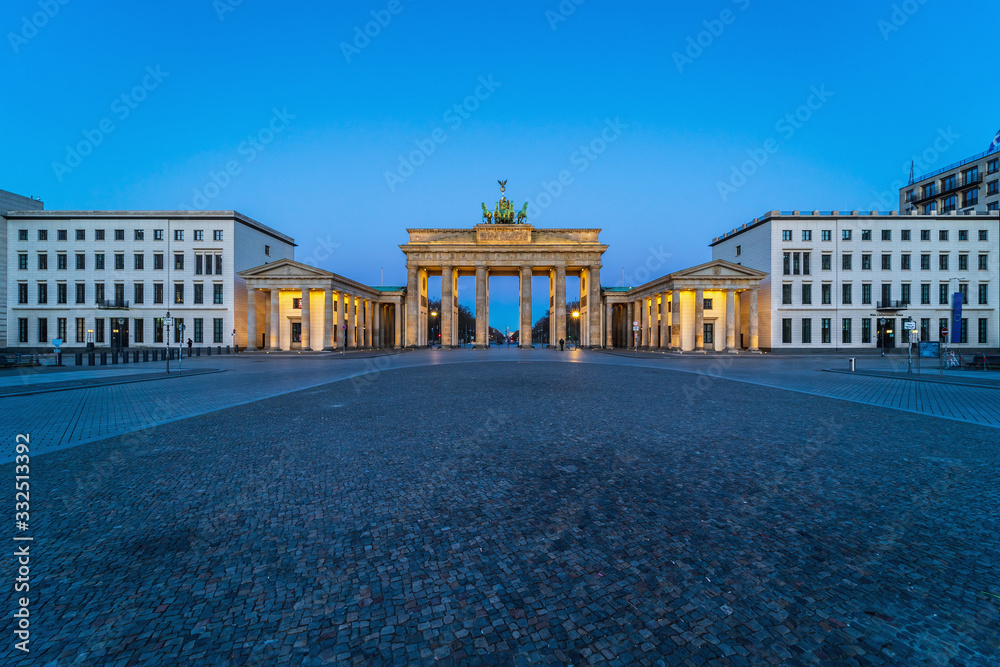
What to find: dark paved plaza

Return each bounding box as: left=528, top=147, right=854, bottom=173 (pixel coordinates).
left=6, top=360, right=1000, bottom=665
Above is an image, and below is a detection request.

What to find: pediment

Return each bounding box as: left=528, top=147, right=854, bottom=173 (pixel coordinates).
left=238, top=259, right=334, bottom=279
left=671, top=259, right=766, bottom=279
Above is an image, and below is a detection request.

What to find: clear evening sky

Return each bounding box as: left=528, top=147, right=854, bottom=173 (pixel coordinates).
left=4, top=0, right=998, bottom=332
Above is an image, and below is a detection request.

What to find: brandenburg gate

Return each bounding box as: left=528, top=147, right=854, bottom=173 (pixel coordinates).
left=400, top=180, right=608, bottom=349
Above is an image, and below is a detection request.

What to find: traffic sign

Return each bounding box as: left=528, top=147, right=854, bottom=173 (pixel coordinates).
left=633, top=321, right=639, bottom=326
left=941, top=328, right=948, bottom=336
left=164, top=318, right=173, bottom=326
left=903, top=320, right=916, bottom=330
left=633, top=326, right=639, bottom=331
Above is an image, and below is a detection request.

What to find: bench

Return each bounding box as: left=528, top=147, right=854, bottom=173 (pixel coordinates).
left=963, top=354, right=998, bottom=370
left=0, top=354, right=40, bottom=369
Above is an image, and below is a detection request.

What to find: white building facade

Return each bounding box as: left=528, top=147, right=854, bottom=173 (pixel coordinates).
left=4, top=210, right=294, bottom=351
left=711, top=210, right=1000, bottom=352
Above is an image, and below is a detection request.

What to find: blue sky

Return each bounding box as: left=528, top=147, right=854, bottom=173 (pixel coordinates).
left=4, top=0, right=999, bottom=332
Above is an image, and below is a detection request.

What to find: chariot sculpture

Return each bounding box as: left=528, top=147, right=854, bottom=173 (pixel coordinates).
left=482, top=179, right=528, bottom=225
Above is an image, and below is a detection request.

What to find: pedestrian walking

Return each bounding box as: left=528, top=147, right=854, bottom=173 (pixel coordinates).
left=559, top=338, right=565, bottom=351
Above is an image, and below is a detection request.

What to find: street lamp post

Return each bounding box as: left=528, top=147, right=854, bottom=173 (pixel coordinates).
left=571, top=310, right=580, bottom=349
left=430, top=310, right=438, bottom=347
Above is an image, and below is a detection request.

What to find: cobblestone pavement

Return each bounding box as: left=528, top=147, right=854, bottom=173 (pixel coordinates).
left=3, top=362, right=999, bottom=665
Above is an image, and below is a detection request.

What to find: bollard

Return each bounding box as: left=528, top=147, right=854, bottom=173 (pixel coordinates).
left=849, top=357, right=856, bottom=372
left=144, top=350, right=149, bottom=362
left=226, top=345, right=231, bottom=354
left=75, top=352, right=83, bottom=366
left=207, top=346, right=212, bottom=356
left=100, top=352, right=108, bottom=365
left=196, top=348, right=201, bottom=357
left=217, top=346, right=223, bottom=355
left=88, top=352, right=95, bottom=366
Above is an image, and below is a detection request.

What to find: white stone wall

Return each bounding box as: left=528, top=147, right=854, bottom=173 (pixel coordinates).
left=713, top=212, right=999, bottom=350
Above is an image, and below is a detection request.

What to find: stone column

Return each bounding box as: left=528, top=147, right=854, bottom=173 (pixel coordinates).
left=338, top=293, right=347, bottom=350
left=649, top=297, right=659, bottom=350
left=347, top=294, right=356, bottom=348
left=625, top=301, right=634, bottom=348
left=639, top=298, right=647, bottom=347
left=749, top=288, right=760, bottom=352
left=475, top=265, right=488, bottom=348
left=605, top=300, right=614, bottom=348
left=300, top=287, right=312, bottom=350
left=694, top=288, right=705, bottom=351
left=588, top=264, right=601, bottom=347
left=246, top=286, right=258, bottom=351
left=269, top=289, right=280, bottom=350
left=394, top=302, right=402, bottom=349
left=519, top=265, right=533, bottom=348
left=659, top=292, right=670, bottom=348
left=670, top=289, right=681, bottom=350
left=323, top=288, right=334, bottom=350
left=373, top=302, right=382, bottom=349
left=405, top=265, right=418, bottom=348
left=365, top=299, right=373, bottom=348
left=441, top=265, right=454, bottom=349
left=726, top=290, right=737, bottom=352
left=554, top=265, right=567, bottom=347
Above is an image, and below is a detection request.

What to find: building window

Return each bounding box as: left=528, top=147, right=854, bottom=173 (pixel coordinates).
left=939, top=254, right=949, bottom=271
left=76, top=318, right=85, bottom=343
left=154, top=253, right=164, bottom=270
left=921, top=254, right=931, bottom=270
left=901, top=229, right=911, bottom=241
left=214, top=255, right=223, bottom=275
left=980, top=254, right=989, bottom=270
left=94, top=229, right=105, bottom=241
left=881, top=254, right=891, bottom=270
left=842, top=229, right=852, bottom=241
left=943, top=175, right=956, bottom=190
left=37, top=318, right=48, bottom=343
left=95, top=253, right=105, bottom=270
left=174, top=229, right=184, bottom=241
left=74, top=254, right=85, bottom=270
left=115, top=253, right=125, bottom=270
left=801, top=284, right=812, bottom=305
left=702, top=298, right=713, bottom=310
left=979, top=283, right=989, bottom=305
left=959, top=254, right=969, bottom=271
left=793, top=253, right=800, bottom=275
left=17, top=283, right=28, bottom=304
left=95, top=318, right=105, bottom=343
left=842, top=254, right=852, bottom=270
left=821, top=254, right=831, bottom=271
left=174, top=253, right=184, bottom=270
left=213, top=284, right=224, bottom=304
left=37, top=283, right=47, bottom=304
left=75, top=229, right=85, bottom=240
left=154, top=283, right=163, bottom=304
left=861, top=230, right=872, bottom=241
left=782, top=319, right=792, bottom=344
left=95, top=283, right=105, bottom=303
left=174, top=319, right=184, bottom=344
left=989, top=203, right=998, bottom=211
left=821, top=284, right=831, bottom=305
left=18, top=229, right=28, bottom=241
left=154, top=229, right=164, bottom=241
left=134, top=253, right=144, bottom=270
left=57, top=283, right=67, bottom=304
left=801, top=319, right=812, bottom=344
left=114, top=229, right=125, bottom=241
left=859, top=254, right=870, bottom=271
left=194, top=284, right=204, bottom=304
left=195, top=255, right=203, bottom=275
left=979, top=319, right=989, bottom=345
left=194, top=230, right=204, bottom=241
left=862, top=284, right=872, bottom=305
left=174, top=283, right=184, bottom=304
left=134, top=229, right=144, bottom=241
left=821, top=230, right=831, bottom=241
left=939, top=284, right=949, bottom=304
left=155, top=318, right=164, bottom=343
left=38, top=254, right=47, bottom=270
left=920, top=229, right=930, bottom=241
left=213, top=318, right=224, bottom=344
left=802, top=252, right=810, bottom=275
left=38, top=229, right=48, bottom=241
left=782, top=284, right=792, bottom=305
left=18, top=319, right=28, bottom=344
left=881, top=283, right=892, bottom=305
left=901, top=254, right=910, bottom=270
left=292, top=298, right=302, bottom=309
left=213, top=230, right=224, bottom=241
left=703, top=322, right=714, bottom=345
left=735, top=245, right=741, bottom=257
left=134, top=319, right=144, bottom=343
left=265, top=245, right=271, bottom=256
left=18, top=254, right=27, bottom=270
left=842, top=284, right=852, bottom=305
left=989, top=181, right=999, bottom=196
left=901, top=283, right=911, bottom=305
left=76, top=283, right=85, bottom=304
left=963, top=189, right=979, bottom=207
left=905, top=189, right=914, bottom=203
left=57, top=254, right=67, bottom=270
left=920, top=283, right=930, bottom=304
left=920, top=318, right=930, bottom=342
left=194, top=318, right=204, bottom=343
left=134, top=283, right=144, bottom=304
left=958, top=230, right=969, bottom=241
left=782, top=230, right=792, bottom=241
left=862, top=318, right=871, bottom=344
left=958, top=283, right=968, bottom=305
left=821, top=318, right=831, bottom=344
left=842, top=319, right=852, bottom=344
left=881, top=230, right=891, bottom=241
left=960, top=318, right=968, bottom=344
left=989, top=158, right=999, bottom=174
left=943, top=196, right=956, bottom=212
left=802, top=230, right=812, bottom=241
